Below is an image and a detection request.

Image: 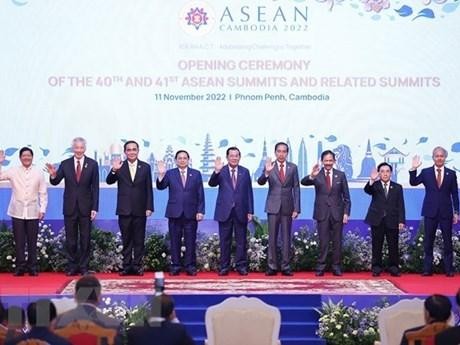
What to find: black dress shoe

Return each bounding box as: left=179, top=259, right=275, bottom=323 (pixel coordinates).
left=372, top=272, right=380, bottom=277
left=265, top=269, right=277, bottom=276
left=169, top=270, right=180, bottom=276
left=13, top=270, right=25, bottom=277
left=66, top=270, right=79, bottom=276
left=237, top=268, right=248, bottom=276
left=133, top=269, right=144, bottom=276
left=218, top=269, right=229, bottom=276
left=390, top=272, right=401, bottom=277
left=332, top=269, right=343, bottom=276
left=185, top=269, right=197, bottom=276
left=282, top=270, right=293, bottom=276
left=446, top=272, right=454, bottom=277
left=315, top=270, right=325, bottom=277
left=422, top=272, right=433, bottom=277
left=119, top=269, right=131, bottom=276
left=29, top=270, right=38, bottom=277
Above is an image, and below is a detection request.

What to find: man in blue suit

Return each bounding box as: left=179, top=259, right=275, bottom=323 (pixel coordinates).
left=46, top=137, right=99, bottom=276
left=409, top=146, right=459, bottom=277
left=156, top=150, right=204, bottom=276
left=208, top=147, right=254, bottom=276
left=106, top=140, right=153, bottom=276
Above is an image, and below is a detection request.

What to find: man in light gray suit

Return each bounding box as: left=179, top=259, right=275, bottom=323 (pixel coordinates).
left=301, top=150, right=351, bottom=276
left=258, top=142, right=300, bottom=276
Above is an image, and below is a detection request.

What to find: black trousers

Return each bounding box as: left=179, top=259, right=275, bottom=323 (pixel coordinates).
left=64, top=208, right=91, bottom=272
left=317, top=209, right=343, bottom=271
left=424, top=216, right=453, bottom=274
left=169, top=215, right=197, bottom=270
left=371, top=221, right=399, bottom=273
left=218, top=208, right=248, bottom=271
left=119, top=215, right=147, bottom=271
left=12, top=218, right=38, bottom=272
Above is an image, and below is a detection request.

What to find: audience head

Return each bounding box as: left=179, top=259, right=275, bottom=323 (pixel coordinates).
left=0, top=300, right=5, bottom=325
left=27, top=299, right=57, bottom=328
left=150, top=294, right=175, bottom=321
left=75, top=275, right=102, bottom=305
left=6, top=306, right=26, bottom=329
left=424, top=294, right=452, bottom=323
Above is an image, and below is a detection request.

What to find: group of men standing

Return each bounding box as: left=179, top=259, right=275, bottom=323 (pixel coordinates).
left=0, top=138, right=458, bottom=278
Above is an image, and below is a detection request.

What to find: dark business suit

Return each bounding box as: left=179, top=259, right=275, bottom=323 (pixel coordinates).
left=5, top=327, right=71, bottom=345
left=435, top=326, right=460, bottom=345
left=106, top=160, right=153, bottom=272
left=157, top=167, right=204, bottom=272
left=127, top=321, right=195, bottom=345
left=258, top=162, right=300, bottom=271
left=364, top=180, right=405, bottom=274
left=301, top=168, right=351, bottom=271
left=209, top=165, right=254, bottom=271
left=409, top=166, right=459, bottom=274
left=50, top=156, right=99, bottom=273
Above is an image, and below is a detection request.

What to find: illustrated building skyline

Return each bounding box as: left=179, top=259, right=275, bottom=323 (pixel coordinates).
left=200, top=133, right=216, bottom=181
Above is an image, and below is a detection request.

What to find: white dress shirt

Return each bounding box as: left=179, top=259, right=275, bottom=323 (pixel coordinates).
left=0, top=164, right=48, bottom=219
left=128, top=160, right=138, bottom=181
left=74, top=156, right=85, bottom=170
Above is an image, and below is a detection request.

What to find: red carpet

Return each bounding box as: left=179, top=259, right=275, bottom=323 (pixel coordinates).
left=0, top=272, right=458, bottom=296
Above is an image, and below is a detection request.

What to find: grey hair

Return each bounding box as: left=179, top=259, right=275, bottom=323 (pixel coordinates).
left=432, top=146, right=448, bottom=158
left=72, top=137, right=87, bottom=148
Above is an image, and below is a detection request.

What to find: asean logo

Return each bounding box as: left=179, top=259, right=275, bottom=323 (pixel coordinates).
left=179, top=1, right=216, bottom=36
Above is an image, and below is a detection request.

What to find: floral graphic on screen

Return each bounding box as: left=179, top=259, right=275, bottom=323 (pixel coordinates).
left=185, top=7, right=209, bottom=30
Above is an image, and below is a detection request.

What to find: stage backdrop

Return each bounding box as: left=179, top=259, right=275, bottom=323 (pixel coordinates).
left=0, top=0, right=459, bottom=222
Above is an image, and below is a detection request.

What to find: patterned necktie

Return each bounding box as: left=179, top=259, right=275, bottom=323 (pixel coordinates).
left=231, top=169, right=237, bottom=189
left=384, top=183, right=388, bottom=198
left=76, top=160, right=81, bottom=183
left=436, top=168, right=442, bottom=188
left=326, top=170, right=331, bottom=191
left=181, top=170, right=186, bottom=188
left=279, top=163, right=285, bottom=183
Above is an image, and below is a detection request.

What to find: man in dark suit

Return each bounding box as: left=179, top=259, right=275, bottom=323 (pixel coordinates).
left=54, top=275, right=122, bottom=344
left=301, top=150, right=350, bottom=276
left=258, top=142, right=300, bottom=276
left=127, top=294, right=194, bottom=345
left=46, top=137, right=99, bottom=276
left=156, top=150, right=204, bottom=276
left=400, top=294, right=452, bottom=345
left=364, top=162, right=405, bottom=277
left=209, top=147, right=254, bottom=276
left=5, top=299, right=70, bottom=345
left=435, top=288, right=460, bottom=345
left=106, top=140, right=153, bottom=276
left=409, top=146, right=459, bottom=277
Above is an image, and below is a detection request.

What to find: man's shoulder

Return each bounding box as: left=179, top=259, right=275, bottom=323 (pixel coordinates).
left=435, top=325, right=460, bottom=341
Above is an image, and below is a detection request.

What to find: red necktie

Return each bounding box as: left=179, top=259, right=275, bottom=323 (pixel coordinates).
left=436, top=168, right=442, bottom=188
left=231, top=169, right=237, bottom=189
left=326, top=170, right=331, bottom=191
left=279, top=163, right=285, bottom=183
left=76, top=160, right=82, bottom=183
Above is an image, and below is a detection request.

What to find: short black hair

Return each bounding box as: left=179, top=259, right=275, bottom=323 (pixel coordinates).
left=226, top=146, right=241, bottom=157
left=377, top=162, right=392, bottom=172
left=425, top=294, right=452, bottom=322
left=19, top=147, right=33, bottom=157
left=123, top=140, right=139, bottom=151
left=175, top=150, right=190, bottom=159
left=150, top=294, right=175, bottom=319
left=27, top=299, right=57, bottom=327
left=0, top=299, right=5, bottom=323
left=75, top=275, right=101, bottom=304
left=321, top=150, right=335, bottom=161
left=275, top=142, right=289, bottom=153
